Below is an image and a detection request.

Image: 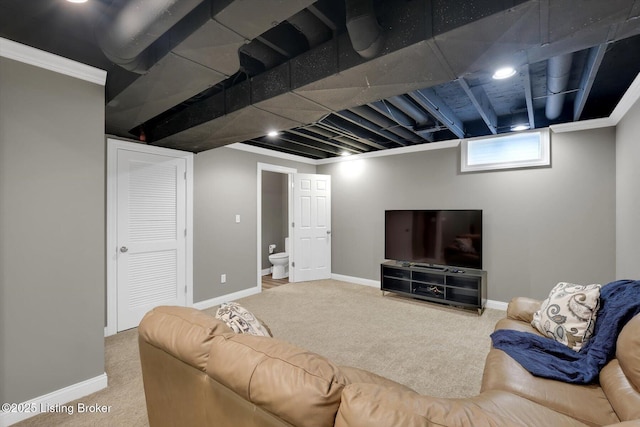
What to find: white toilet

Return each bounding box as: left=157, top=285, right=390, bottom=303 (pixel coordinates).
left=268, top=237, right=289, bottom=279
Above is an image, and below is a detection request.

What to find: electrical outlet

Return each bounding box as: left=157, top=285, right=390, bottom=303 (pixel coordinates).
left=221, top=274, right=226, bottom=284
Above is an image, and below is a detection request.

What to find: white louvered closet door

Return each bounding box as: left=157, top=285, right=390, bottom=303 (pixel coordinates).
left=116, top=150, right=186, bottom=331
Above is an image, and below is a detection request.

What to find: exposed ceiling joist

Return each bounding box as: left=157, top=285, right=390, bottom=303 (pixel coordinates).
left=349, top=105, right=425, bottom=144
left=320, top=115, right=389, bottom=150
left=574, top=44, right=608, bottom=120
left=249, top=137, right=331, bottom=159
left=287, top=128, right=361, bottom=154
left=335, top=110, right=410, bottom=147
left=458, top=78, right=498, bottom=135
left=407, top=89, right=466, bottom=139
left=312, top=122, right=379, bottom=152
left=523, top=64, right=536, bottom=129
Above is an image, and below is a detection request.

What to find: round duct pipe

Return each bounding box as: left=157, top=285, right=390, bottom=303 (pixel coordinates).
left=346, top=0, right=384, bottom=59
left=545, top=53, right=573, bottom=120
left=97, top=0, right=204, bottom=74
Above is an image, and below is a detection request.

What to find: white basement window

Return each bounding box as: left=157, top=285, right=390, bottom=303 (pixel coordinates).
left=461, top=130, right=550, bottom=172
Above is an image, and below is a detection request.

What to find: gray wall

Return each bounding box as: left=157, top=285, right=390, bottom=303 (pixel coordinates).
left=616, top=96, right=640, bottom=279
left=317, top=127, right=616, bottom=302
left=194, top=147, right=314, bottom=302
left=0, top=58, right=105, bottom=403
left=261, top=171, right=288, bottom=270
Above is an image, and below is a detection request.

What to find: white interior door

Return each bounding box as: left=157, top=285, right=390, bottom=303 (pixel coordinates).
left=291, top=173, right=331, bottom=282
left=116, top=149, right=187, bottom=331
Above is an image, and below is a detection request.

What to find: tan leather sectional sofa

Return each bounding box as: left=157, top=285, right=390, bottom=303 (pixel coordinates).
left=138, top=300, right=640, bottom=427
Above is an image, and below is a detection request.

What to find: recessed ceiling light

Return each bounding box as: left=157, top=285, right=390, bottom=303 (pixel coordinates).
left=266, top=130, right=279, bottom=137
left=511, top=124, right=530, bottom=131
left=492, top=66, right=517, bottom=80
left=67, top=0, right=88, bottom=3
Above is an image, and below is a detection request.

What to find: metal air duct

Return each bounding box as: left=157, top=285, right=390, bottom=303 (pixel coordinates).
left=545, top=53, right=573, bottom=120
left=345, top=0, right=384, bottom=59
left=97, top=0, right=204, bottom=74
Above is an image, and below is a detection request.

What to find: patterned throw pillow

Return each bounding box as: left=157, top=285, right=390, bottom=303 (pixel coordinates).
left=531, top=282, right=601, bottom=351
left=215, top=302, right=272, bottom=337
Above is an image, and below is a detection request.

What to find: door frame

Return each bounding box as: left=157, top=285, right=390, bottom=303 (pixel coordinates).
left=257, top=163, right=297, bottom=289
left=106, top=138, right=194, bottom=336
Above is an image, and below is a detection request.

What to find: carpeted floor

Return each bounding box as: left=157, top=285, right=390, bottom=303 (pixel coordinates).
left=14, top=279, right=505, bottom=426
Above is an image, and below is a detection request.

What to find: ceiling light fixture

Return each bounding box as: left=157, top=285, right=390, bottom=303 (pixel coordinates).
left=492, top=66, right=517, bottom=80
left=66, top=0, right=88, bottom=3
left=340, top=151, right=352, bottom=156
left=511, top=124, right=530, bottom=131
left=266, top=130, right=279, bottom=137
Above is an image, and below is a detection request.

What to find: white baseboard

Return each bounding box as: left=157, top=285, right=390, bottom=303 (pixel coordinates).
left=485, top=299, right=509, bottom=311
left=261, top=268, right=271, bottom=276
left=331, top=273, right=380, bottom=288
left=331, top=273, right=508, bottom=311
left=0, top=373, right=108, bottom=427
left=192, top=286, right=262, bottom=310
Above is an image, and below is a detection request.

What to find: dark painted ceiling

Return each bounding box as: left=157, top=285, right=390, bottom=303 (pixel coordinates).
left=2, top=0, right=640, bottom=159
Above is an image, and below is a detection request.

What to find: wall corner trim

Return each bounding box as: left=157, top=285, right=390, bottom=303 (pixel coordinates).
left=0, top=37, right=107, bottom=86
left=0, top=373, right=108, bottom=427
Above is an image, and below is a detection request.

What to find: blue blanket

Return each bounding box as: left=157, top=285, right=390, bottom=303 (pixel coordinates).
left=490, top=280, right=640, bottom=384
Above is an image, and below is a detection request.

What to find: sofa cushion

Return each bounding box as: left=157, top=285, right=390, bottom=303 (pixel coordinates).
left=206, top=334, right=346, bottom=427
left=335, top=384, right=591, bottom=427
left=339, top=366, right=415, bottom=393
left=215, top=302, right=272, bottom=337
left=481, top=348, right=619, bottom=426
left=531, top=282, right=601, bottom=351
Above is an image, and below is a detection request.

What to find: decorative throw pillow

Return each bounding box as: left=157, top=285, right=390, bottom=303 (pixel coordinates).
left=531, top=282, right=601, bottom=351
left=215, top=302, right=272, bottom=337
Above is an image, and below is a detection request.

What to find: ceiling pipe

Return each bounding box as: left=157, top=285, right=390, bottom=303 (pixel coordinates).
left=345, top=0, right=384, bottom=59
left=97, top=0, right=204, bottom=74
left=545, top=53, right=573, bottom=120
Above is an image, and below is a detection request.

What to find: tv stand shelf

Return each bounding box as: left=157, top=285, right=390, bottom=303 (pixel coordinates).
left=380, top=261, right=487, bottom=314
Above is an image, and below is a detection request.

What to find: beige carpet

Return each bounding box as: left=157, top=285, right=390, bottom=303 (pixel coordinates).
left=14, top=279, right=504, bottom=426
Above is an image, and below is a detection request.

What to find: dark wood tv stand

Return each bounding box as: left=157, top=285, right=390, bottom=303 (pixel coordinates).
left=380, top=261, right=487, bottom=314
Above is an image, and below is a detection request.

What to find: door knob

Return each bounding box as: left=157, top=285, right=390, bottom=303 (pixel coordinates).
left=120, top=246, right=128, bottom=253
left=326, top=230, right=331, bottom=235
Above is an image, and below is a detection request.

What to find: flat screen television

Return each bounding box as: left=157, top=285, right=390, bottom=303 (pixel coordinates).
left=385, top=210, right=483, bottom=269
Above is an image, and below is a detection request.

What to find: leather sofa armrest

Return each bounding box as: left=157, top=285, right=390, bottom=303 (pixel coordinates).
left=507, top=297, right=542, bottom=323
left=139, top=306, right=234, bottom=371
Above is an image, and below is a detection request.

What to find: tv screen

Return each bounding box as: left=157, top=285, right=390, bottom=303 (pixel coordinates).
left=385, top=210, right=483, bottom=269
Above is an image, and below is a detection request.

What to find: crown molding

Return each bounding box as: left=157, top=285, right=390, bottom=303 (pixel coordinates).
left=0, top=37, right=106, bottom=86
left=227, top=143, right=317, bottom=165
left=315, top=139, right=461, bottom=165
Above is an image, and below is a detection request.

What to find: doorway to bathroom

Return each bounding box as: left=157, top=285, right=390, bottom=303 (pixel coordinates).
left=257, top=162, right=333, bottom=290
left=257, top=163, right=296, bottom=290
